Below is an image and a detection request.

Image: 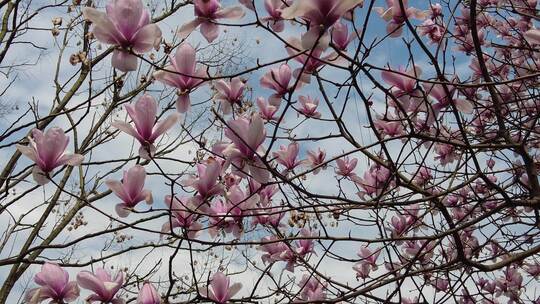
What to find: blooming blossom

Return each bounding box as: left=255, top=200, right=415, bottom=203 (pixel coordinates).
left=375, top=0, right=428, bottom=37
left=260, top=64, right=292, bottom=106
left=208, top=185, right=258, bottom=238
left=161, top=195, right=203, bottom=239
left=306, top=148, right=326, bottom=174
left=111, top=94, right=179, bottom=159
left=335, top=156, right=358, bottom=177
left=77, top=268, right=124, bottom=304
left=214, top=77, right=246, bottom=114
left=16, top=127, right=84, bottom=185
left=137, top=282, right=160, bottom=304
left=179, top=0, right=245, bottom=43
left=82, top=0, right=162, bottom=72
left=153, top=43, right=206, bottom=113
left=297, top=274, right=327, bottom=301
left=273, top=142, right=303, bottom=171
left=203, top=272, right=242, bottom=304
left=262, top=0, right=292, bottom=32
left=353, top=246, right=380, bottom=279
left=257, top=97, right=280, bottom=121
left=106, top=165, right=153, bottom=217
left=281, top=0, right=364, bottom=49
left=298, top=95, right=321, bottom=118
left=182, top=159, right=224, bottom=199
left=25, top=263, right=80, bottom=304
left=222, top=114, right=269, bottom=182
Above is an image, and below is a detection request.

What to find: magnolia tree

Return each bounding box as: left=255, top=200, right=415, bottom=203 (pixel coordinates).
left=1, top=0, right=540, bottom=303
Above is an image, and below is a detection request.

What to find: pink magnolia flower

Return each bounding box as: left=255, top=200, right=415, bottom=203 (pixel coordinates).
left=137, top=282, right=160, bottom=304
left=161, top=195, right=203, bottom=239
left=252, top=202, right=285, bottom=228
left=111, top=94, right=180, bottom=159
left=16, top=127, right=84, bottom=185
left=335, top=156, right=358, bottom=177
left=495, top=266, right=523, bottom=301
left=295, top=228, right=316, bottom=256
left=257, top=97, right=279, bottom=121
left=273, top=142, right=303, bottom=171
left=418, top=19, right=445, bottom=44
left=248, top=179, right=279, bottom=204
left=260, top=64, right=292, bottom=106
left=281, top=0, right=363, bottom=49
left=524, top=262, right=540, bottom=278
left=387, top=214, right=410, bottom=239
left=259, top=230, right=315, bottom=272
left=375, top=0, right=428, bottom=37
left=82, top=0, right=162, bottom=72
left=250, top=183, right=284, bottom=227
left=262, top=0, right=292, bottom=32
left=297, top=274, right=327, bottom=301
left=353, top=246, right=380, bottom=279
left=331, top=20, right=356, bottom=50
left=413, top=166, right=432, bottom=186
left=353, top=163, right=394, bottom=199
left=298, top=95, right=321, bottom=118
left=374, top=116, right=404, bottom=138
left=306, top=148, right=326, bottom=174
left=208, top=185, right=258, bottom=238
left=153, top=43, right=206, bottom=113
left=182, top=159, right=224, bottom=199
left=434, top=143, right=458, bottom=166
left=25, top=263, right=80, bottom=304
left=223, top=114, right=269, bottom=183
left=478, top=277, right=497, bottom=294
left=381, top=65, right=421, bottom=95
left=259, top=236, right=293, bottom=265
left=432, top=277, right=449, bottom=292
left=285, top=37, right=336, bottom=83
left=179, top=0, right=245, bottom=43
left=214, top=77, right=246, bottom=114
left=381, top=66, right=427, bottom=116
left=422, top=82, right=474, bottom=121
left=77, top=268, right=124, bottom=304
left=106, top=165, right=153, bottom=217
left=203, top=272, right=242, bottom=304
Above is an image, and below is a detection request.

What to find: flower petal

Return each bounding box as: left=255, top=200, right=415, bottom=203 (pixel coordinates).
left=111, top=50, right=138, bottom=72
left=131, top=24, right=162, bottom=53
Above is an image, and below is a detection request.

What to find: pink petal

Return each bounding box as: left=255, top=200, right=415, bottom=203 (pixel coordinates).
left=58, top=153, right=84, bottom=166
left=105, top=180, right=129, bottom=202
left=63, top=281, right=81, bottom=302
left=83, top=8, right=121, bottom=45
left=16, top=144, right=38, bottom=163
left=111, top=50, right=138, bottom=72
left=280, top=0, right=314, bottom=19
left=32, top=166, right=50, bottom=185
left=131, top=24, right=162, bottom=53
left=111, top=121, right=144, bottom=143
left=115, top=203, right=131, bottom=217
left=139, top=144, right=156, bottom=160
left=228, top=282, right=242, bottom=298
left=151, top=113, right=180, bottom=141
left=173, top=43, right=197, bottom=75
left=76, top=271, right=106, bottom=296
left=176, top=94, right=191, bottom=113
